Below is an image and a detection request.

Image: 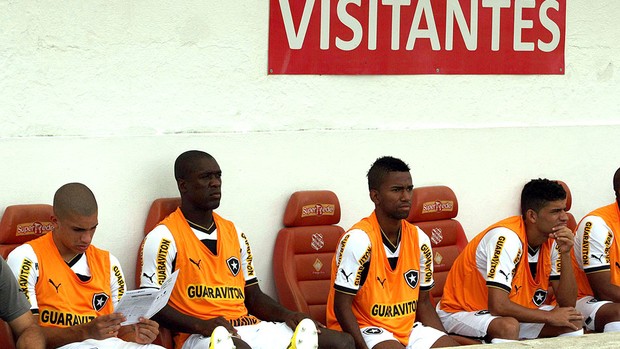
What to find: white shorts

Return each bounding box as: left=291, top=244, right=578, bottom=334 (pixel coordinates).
left=182, top=322, right=294, bottom=349
left=576, top=296, right=612, bottom=331
left=58, top=338, right=164, bottom=349
left=360, top=322, right=445, bottom=349
left=436, top=302, right=553, bottom=339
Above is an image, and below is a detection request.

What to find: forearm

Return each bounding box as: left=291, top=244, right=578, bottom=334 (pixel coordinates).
left=555, top=252, right=577, bottom=307
left=334, top=302, right=367, bottom=349
left=596, top=284, right=620, bottom=302
left=488, top=289, right=551, bottom=324
left=40, top=324, right=88, bottom=349
left=244, top=289, right=293, bottom=322
left=588, top=271, right=620, bottom=302
left=15, top=325, right=45, bottom=349
left=415, top=295, right=447, bottom=332
left=153, top=304, right=210, bottom=335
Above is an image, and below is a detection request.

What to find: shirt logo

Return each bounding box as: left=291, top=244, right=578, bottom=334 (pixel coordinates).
left=340, top=269, right=353, bottom=282
left=48, top=279, right=61, bottom=293
left=227, top=257, right=240, bottom=276
left=532, top=289, right=547, bottom=307
left=404, top=270, right=419, bottom=289
left=189, top=258, right=202, bottom=270
left=92, top=292, right=110, bottom=312
left=377, top=277, right=386, bottom=288
left=143, top=272, right=155, bottom=283
left=475, top=310, right=490, bottom=316
left=362, top=327, right=383, bottom=335
left=498, top=269, right=510, bottom=282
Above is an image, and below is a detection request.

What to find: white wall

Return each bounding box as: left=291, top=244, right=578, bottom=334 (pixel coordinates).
left=1, top=1, right=619, bottom=298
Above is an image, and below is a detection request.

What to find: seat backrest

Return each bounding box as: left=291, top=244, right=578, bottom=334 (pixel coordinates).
left=136, top=197, right=180, bottom=349
left=0, top=204, right=54, bottom=259
left=406, top=186, right=468, bottom=304
left=144, top=198, right=182, bottom=235
left=273, top=190, right=344, bottom=325
left=556, top=180, right=576, bottom=231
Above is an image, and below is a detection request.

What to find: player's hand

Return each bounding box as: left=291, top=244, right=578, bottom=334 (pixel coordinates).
left=199, top=316, right=239, bottom=338
left=131, top=318, right=159, bottom=344
left=550, top=225, right=574, bottom=253
left=86, top=313, right=125, bottom=339
left=547, top=307, right=583, bottom=330
left=283, top=312, right=323, bottom=334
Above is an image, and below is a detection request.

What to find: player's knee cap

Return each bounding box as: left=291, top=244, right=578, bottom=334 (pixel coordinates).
left=495, top=317, right=520, bottom=339
left=330, top=332, right=355, bottom=349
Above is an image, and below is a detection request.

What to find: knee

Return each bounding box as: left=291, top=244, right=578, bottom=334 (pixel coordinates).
left=487, top=317, right=520, bottom=340
left=320, top=330, right=355, bottom=349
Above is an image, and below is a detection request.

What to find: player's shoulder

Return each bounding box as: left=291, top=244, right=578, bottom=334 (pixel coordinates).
left=7, top=243, right=37, bottom=262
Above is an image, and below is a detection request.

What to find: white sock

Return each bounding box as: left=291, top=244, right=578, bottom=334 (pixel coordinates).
left=603, top=321, right=620, bottom=332
left=490, top=338, right=518, bottom=343
left=558, top=328, right=584, bottom=337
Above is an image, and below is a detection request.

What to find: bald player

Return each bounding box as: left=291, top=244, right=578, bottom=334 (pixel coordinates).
left=8, top=183, right=164, bottom=349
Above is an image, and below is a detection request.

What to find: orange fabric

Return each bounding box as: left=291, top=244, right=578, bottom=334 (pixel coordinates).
left=28, top=234, right=112, bottom=328
left=326, top=212, right=422, bottom=344
left=440, top=216, right=553, bottom=312
left=161, top=208, right=258, bottom=348
left=575, top=203, right=620, bottom=298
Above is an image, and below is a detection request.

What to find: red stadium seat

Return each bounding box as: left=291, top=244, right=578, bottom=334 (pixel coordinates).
left=0, top=204, right=53, bottom=348
left=556, top=180, right=577, bottom=231
left=0, top=204, right=54, bottom=259
left=136, top=197, right=180, bottom=349
left=273, top=190, right=344, bottom=325
left=406, top=186, right=468, bottom=305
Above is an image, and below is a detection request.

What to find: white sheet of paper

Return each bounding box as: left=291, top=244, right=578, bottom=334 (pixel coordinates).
left=115, top=269, right=179, bottom=325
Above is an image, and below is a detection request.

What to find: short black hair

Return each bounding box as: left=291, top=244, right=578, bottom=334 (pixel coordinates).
left=53, top=183, right=98, bottom=219
left=367, top=156, right=410, bottom=190
left=174, top=150, right=214, bottom=180
left=520, top=178, right=566, bottom=216
left=613, top=167, right=620, bottom=193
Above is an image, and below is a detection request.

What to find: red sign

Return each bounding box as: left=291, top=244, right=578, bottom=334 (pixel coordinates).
left=269, top=0, right=566, bottom=74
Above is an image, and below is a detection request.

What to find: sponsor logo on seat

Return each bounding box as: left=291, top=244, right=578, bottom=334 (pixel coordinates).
left=433, top=252, right=444, bottom=266
left=311, top=233, right=324, bottom=250
left=421, top=200, right=454, bottom=214
left=312, top=258, right=323, bottom=273
left=301, top=204, right=335, bottom=217
left=16, top=221, right=54, bottom=236
left=430, top=227, right=443, bottom=245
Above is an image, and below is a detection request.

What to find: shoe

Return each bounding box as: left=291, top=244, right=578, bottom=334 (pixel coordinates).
left=209, top=325, right=235, bottom=349
left=287, top=318, right=318, bottom=349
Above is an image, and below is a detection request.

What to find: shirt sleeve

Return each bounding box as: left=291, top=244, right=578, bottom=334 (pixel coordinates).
left=139, top=225, right=177, bottom=289
left=0, top=257, right=32, bottom=322
left=7, top=244, right=40, bottom=312
left=109, top=254, right=126, bottom=310
left=575, top=215, right=613, bottom=273
left=236, top=227, right=259, bottom=286
left=478, top=227, right=523, bottom=293
left=549, top=240, right=561, bottom=280
left=417, top=228, right=435, bottom=291
left=333, top=229, right=371, bottom=295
